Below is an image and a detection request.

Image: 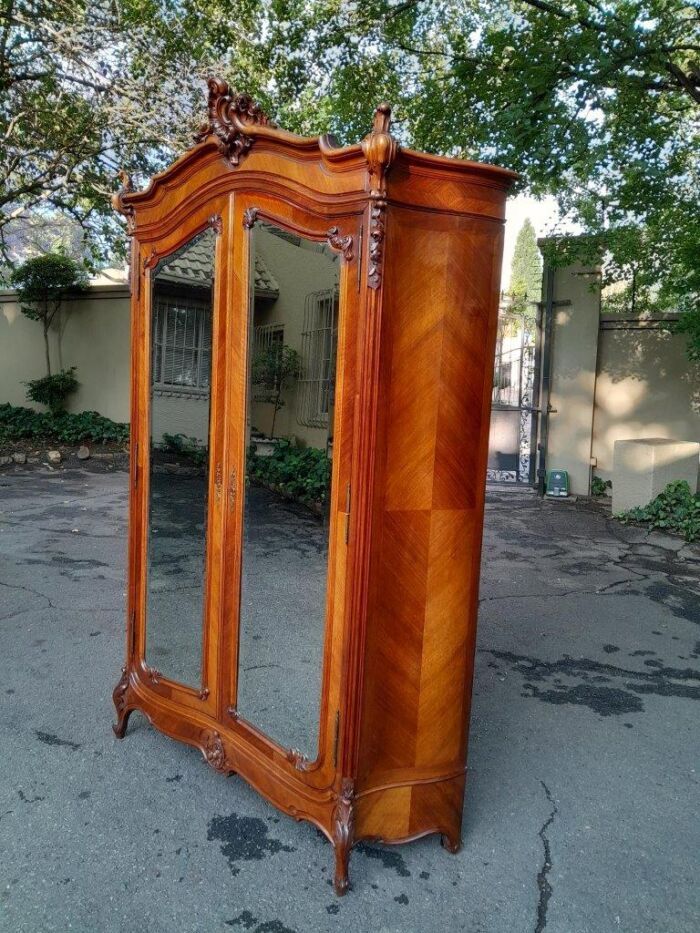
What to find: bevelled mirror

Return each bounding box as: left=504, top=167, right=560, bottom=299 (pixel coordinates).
left=145, top=228, right=216, bottom=686
left=237, top=220, right=340, bottom=760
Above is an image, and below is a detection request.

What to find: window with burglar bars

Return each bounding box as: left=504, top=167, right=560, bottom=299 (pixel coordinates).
left=297, top=288, right=338, bottom=428
left=253, top=322, right=284, bottom=356
left=152, top=297, right=212, bottom=393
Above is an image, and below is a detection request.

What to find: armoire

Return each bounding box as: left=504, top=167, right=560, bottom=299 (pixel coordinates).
left=112, top=78, right=516, bottom=894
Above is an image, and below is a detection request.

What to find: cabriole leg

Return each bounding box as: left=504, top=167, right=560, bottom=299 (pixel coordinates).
left=112, top=666, right=132, bottom=738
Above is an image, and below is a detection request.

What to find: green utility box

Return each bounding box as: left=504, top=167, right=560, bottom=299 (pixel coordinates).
left=546, top=470, right=569, bottom=497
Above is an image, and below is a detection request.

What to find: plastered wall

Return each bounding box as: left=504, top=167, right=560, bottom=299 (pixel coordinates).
left=0, top=283, right=131, bottom=424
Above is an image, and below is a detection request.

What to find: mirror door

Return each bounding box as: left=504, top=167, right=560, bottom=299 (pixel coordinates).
left=144, top=227, right=217, bottom=690
left=235, top=218, right=341, bottom=763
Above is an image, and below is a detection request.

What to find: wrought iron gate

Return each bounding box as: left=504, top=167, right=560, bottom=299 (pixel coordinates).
left=487, top=301, right=543, bottom=485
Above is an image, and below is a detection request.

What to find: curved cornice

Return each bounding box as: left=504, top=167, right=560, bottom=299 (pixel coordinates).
left=113, top=79, right=517, bottom=225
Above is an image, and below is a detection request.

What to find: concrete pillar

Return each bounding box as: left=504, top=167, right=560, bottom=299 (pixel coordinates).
left=544, top=261, right=601, bottom=496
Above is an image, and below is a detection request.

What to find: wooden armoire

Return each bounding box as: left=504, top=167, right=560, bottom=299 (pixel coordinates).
left=112, top=79, right=515, bottom=894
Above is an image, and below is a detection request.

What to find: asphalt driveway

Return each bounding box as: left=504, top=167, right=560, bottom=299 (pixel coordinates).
left=0, top=467, right=698, bottom=933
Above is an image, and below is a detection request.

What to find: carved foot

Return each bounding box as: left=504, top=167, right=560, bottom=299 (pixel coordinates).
left=440, top=832, right=462, bottom=854
left=332, top=778, right=355, bottom=896
left=333, top=859, right=350, bottom=897
left=112, top=707, right=133, bottom=739
left=112, top=666, right=131, bottom=738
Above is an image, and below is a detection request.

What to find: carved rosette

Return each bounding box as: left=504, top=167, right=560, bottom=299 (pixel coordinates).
left=112, top=169, right=136, bottom=234
left=208, top=214, right=223, bottom=235
left=146, top=665, right=161, bottom=685
left=332, top=778, right=355, bottom=895
left=194, top=78, right=273, bottom=166
left=326, top=226, right=354, bottom=262
left=361, top=104, right=398, bottom=290
left=203, top=729, right=228, bottom=773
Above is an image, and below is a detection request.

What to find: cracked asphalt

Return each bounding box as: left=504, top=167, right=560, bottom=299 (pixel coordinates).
left=1, top=467, right=699, bottom=933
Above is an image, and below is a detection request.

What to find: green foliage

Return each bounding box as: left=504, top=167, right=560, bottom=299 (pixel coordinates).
left=24, top=367, right=79, bottom=414
left=247, top=439, right=331, bottom=506
left=10, top=254, right=87, bottom=316
left=9, top=253, right=88, bottom=375
left=617, top=481, right=700, bottom=543
left=672, top=310, right=700, bottom=364
left=0, top=403, right=129, bottom=444
left=591, top=475, right=611, bottom=497
left=161, top=432, right=208, bottom=468
left=509, top=219, right=542, bottom=301
left=251, top=344, right=302, bottom=438
left=244, top=0, right=699, bottom=320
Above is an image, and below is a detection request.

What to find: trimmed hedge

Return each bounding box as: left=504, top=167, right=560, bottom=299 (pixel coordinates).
left=0, top=403, right=129, bottom=444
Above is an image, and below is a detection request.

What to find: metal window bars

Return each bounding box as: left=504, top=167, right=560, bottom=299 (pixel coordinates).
left=296, top=287, right=338, bottom=429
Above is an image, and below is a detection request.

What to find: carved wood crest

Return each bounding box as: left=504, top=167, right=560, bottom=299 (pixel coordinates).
left=194, top=78, right=273, bottom=166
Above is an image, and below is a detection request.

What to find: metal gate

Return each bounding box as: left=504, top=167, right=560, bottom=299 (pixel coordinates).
left=487, top=300, right=543, bottom=485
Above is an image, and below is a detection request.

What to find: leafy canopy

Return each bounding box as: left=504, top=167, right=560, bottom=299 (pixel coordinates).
left=2, top=0, right=698, bottom=332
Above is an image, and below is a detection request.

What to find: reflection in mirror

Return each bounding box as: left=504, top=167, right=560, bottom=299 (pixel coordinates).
left=145, top=228, right=215, bottom=687
left=237, top=222, right=340, bottom=761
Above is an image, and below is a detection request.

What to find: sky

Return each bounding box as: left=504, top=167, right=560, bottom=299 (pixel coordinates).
left=501, top=194, right=559, bottom=291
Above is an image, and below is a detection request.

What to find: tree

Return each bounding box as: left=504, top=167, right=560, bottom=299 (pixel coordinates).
left=251, top=344, right=302, bottom=439
left=228, top=1, right=698, bottom=320
left=509, top=219, right=542, bottom=302
left=10, top=254, right=88, bottom=375
left=0, top=0, right=236, bottom=269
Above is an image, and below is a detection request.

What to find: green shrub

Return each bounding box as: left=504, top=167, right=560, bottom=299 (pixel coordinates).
left=616, top=480, right=700, bottom=542
left=0, top=403, right=129, bottom=444
left=591, top=475, right=612, bottom=497
left=161, top=433, right=208, bottom=468
left=247, top=439, right=331, bottom=505
left=24, top=367, right=79, bottom=413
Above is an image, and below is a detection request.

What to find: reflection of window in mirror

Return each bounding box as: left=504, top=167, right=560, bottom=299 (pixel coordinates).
left=151, top=231, right=215, bottom=398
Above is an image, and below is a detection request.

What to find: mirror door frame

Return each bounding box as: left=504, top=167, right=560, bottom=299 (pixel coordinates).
left=127, top=198, right=229, bottom=719
left=220, top=191, right=361, bottom=792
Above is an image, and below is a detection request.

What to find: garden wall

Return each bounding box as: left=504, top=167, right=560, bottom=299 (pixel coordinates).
left=0, top=273, right=131, bottom=424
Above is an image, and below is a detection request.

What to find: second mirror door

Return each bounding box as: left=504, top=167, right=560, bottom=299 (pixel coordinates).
left=236, top=220, right=341, bottom=763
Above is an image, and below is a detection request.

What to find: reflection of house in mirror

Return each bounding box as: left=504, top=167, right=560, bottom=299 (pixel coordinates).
left=150, top=224, right=340, bottom=451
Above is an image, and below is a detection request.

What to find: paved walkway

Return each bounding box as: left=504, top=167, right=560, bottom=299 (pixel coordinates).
left=0, top=469, right=698, bottom=933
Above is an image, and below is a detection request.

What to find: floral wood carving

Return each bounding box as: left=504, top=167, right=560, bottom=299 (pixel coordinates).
left=361, top=104, right=398, bottom=290
left=332, top=778, right=355, bottom=896
left=242, top=207, right=259, bottom=229
left=146, top=665, right=161, bottom=685
left=194, top=78, right=273, bottom=166
left=286, top=748, right=313, bottom=772
left=199, top=687, right=210, bottom=700
left=226, top=705, right=240, bottom=721
left=203, top=729, right=228, bottom=772
left=112, top=169, right=136, bottom=234
left=143, top=247, right=158, bottom=271
left=326, top=226, right=354, bottom=262
left=113, top=665, right=129, bottom=714
left=208, top=214, right=223, bottom=235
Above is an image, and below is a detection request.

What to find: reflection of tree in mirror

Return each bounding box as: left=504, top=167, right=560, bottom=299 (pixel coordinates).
left=251, top=344, right=301, bottom=439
